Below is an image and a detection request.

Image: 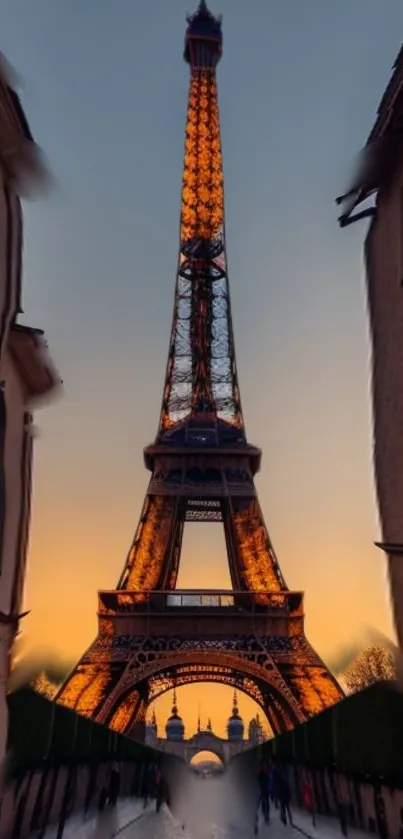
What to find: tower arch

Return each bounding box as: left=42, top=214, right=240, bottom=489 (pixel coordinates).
left=97, top=650, right=306, bottom=736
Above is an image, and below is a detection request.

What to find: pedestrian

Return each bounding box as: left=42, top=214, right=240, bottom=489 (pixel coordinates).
left=108, top=761, right=120, bottom=807
left=269, top=761, right=278, bottom=808
left=142, top=762, right=153, bottom=809
left=257, top=761, right=270, bottom=823
left=277, top=768, right=292, bottom=826
left=303, top=774, right=316, bottom=827
left=155, top=765, right=166, bottom=813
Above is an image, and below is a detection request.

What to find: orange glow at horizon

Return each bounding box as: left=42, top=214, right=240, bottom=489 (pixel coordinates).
left=147, top=684, right=271, bottom=741
left=22, top=482, right=394, bottom=738
left=191, top=751, right=222, bottom=765
left=23, top=486, right=395, bottom=662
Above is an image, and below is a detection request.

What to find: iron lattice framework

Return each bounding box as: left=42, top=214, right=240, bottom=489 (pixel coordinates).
left=56, top=1, right=343, bottom=736
left=161, top=61, right=240, bottom=430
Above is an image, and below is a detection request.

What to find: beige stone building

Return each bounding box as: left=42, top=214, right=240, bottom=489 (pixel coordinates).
left=337, top=47, right=403, bottom=649
left=0, top=55, right=59, bottom=768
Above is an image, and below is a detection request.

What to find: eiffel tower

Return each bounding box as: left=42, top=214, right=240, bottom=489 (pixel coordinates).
left=56, top=1, right=343, bottom=737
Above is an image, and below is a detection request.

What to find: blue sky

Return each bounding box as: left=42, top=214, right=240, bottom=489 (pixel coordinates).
left=1, top=0, right=402, bottom=669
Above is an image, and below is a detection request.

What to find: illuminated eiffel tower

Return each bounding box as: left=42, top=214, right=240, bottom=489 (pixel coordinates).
left=56, top=1, right=343, bottom=737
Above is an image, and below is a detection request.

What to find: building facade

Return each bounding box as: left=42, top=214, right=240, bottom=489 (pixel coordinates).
left=0, top=55, right=59, bottom=769
left=337, top=47, right=403, bottom=649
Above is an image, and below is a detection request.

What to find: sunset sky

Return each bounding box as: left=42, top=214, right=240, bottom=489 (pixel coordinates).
left=2, top=0, right=402, bottom=737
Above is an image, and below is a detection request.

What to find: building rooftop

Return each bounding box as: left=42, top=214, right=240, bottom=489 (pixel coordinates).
left=0, top=52, right=48, bottom=193
left=337, top=44, right=403, bottom=226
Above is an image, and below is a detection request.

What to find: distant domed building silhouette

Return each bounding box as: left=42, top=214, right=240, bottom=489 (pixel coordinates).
left=227, top=691, right=244, bottom=742
left=166, top=690, right=185, bottom=741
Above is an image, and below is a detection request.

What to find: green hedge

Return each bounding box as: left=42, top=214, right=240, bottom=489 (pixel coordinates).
left=256, top=681, right=403, bottom=784
left=333, top=682, right=403, bottom=779
left=10, top=681, right=403, bottom=784
left=302, top=702, right=334, bottom=767
left=7, top=687, right=155, bottom=772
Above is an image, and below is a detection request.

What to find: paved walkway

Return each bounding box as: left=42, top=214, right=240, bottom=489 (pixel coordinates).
left=35, top=798, right=151, bottom=839
left=37, top=779, right=375, bottom=839
left=115, top=802, right=373, bottom=839
left=290, top=808, right=372, bottom=839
